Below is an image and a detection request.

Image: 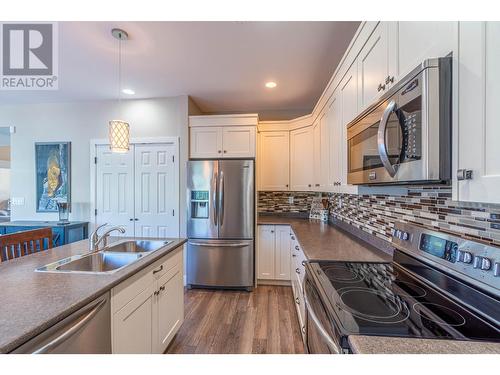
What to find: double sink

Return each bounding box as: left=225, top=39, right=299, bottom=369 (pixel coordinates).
left=36, top=240, right=172, bottom=274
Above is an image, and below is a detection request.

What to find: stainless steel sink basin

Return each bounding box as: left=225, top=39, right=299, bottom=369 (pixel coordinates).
left=103, top=240, right=171, bottom=253
left=36, top=239, right=172, bottom=274
left=36, top=251, right=144, bottom=274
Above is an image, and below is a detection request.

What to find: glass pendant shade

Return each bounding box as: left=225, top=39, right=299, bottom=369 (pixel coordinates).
left=109, top=120, right=130, bottom=153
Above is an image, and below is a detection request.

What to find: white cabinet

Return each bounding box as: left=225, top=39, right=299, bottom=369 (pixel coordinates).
left=189, top=127, right=223, bottom=158
left=397, top=22, right=457, bottom=80
left=357, top=22, right=394, bottom=110
left=258, top=131, right=290, bottom=190
left=189, top=114, right=258, bottom=159
left=222, top=126, right=256, bottom=157
left=112, top=284, right=154, bottom=354
left=189, top=126, right=256, bottom=158
left=340, top=62, right=359, bottom=127
left=312, top=119, right=321, bottom=190
left=153, top=261, right=184, bottom=353
left=111, top=248, right=184, bottom=354
left=327, top=96, right=342, bottom=190
left=312, top=112, right=330, bottom=191
left=257, top=225, right=291, bottom=281
left=290, top=127, right=314, bottom=191
left=257, top=225, right=275, bottom=280
left=457, top=22, right=500, bottom=204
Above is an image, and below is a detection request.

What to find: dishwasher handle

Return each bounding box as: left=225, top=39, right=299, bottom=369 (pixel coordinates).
left=32, top=297, right=107, bottom=354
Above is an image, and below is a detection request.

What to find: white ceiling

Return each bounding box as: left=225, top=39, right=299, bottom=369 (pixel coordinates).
left=0, top=21, right=360, bottom=120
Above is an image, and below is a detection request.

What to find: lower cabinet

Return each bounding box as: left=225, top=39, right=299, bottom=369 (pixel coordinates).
left=257, top=225, right=291, bottom=281
left=111, top=247, right=184, bottom=354
left=290, top=230, right=306, bottom=341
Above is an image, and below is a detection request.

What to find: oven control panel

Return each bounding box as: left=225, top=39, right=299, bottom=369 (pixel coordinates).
left=392, top=222, right=500, bottom=294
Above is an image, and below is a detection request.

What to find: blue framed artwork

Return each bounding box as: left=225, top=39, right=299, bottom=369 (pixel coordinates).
left=35, top=142, right=71, bottom=212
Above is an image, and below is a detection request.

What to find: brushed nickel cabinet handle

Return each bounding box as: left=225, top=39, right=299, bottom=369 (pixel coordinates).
left=153, top=265, right=163, bottom=274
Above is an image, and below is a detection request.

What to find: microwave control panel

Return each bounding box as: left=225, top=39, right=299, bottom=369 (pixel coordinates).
left=402, top=112, right=422, bottom=161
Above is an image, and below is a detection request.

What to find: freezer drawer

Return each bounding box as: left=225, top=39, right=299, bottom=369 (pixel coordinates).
left=187, top=239, right=254, bottom=288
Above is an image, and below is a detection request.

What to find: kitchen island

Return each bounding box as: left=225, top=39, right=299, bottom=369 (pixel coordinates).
left=0, top=236, right=186, bottom=353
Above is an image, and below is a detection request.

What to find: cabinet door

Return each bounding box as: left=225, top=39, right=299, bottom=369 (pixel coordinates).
left=258, top=131, right=290, bottom=190
left=340, top=62, right=359, bottom=127
left=397, top=22, right=457, bottom=80
left=358, top=22, right=391, bottom=110
left=153, top=261, right=184, bottom=353
left=312, top=119, right=321, bottom=190
left=112, top=285, right=154, bottom=354
left=327, top=96, right=342, bottom=190
left=319, top=111, right=330, bottom=190
left=257, top=225, right=275, bottom=280
left=222, top=126, right=256, bottom=158
left=274, top=226, right=291, bottom=280
left=189, top=127, right=223, bottom=158
left=290, top=127, right=314, bottom=191
left=457, top=22, right=500, bottom=204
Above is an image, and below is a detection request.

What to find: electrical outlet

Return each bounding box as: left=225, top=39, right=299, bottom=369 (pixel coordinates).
left=11, top=197, right=25, bottom=206
left=288, top=196, right=294, bottom=204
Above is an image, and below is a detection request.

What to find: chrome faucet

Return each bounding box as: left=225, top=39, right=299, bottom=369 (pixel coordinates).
left=89, top=223, right=126, bottom=251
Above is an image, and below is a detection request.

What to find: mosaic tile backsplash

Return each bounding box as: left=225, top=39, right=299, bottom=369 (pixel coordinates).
left=258, top=188, right=500, bottom=246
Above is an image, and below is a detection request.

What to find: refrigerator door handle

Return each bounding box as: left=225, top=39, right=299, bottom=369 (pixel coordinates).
left=219, top=170, right=225, bottom=227
left=212, top=170, right=218, bottom=227
left=188, top=241, right=249, bottom=248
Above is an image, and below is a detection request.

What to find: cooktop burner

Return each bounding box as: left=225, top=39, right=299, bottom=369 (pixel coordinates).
left=308, top=257, right=500, bottom=342
left=337, top=287, right=411, bottom=324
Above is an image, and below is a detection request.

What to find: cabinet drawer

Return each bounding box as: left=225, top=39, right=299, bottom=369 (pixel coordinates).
left=112, top=248, right=183, bottom=314
left=291, top=275, right=306, bottom=338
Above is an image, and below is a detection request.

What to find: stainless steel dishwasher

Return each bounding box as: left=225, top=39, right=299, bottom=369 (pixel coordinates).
left=12, top=292, right=111, bottom=354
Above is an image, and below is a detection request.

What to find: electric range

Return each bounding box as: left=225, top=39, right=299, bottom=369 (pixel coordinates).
left=304, top=222, right=500, bottom=353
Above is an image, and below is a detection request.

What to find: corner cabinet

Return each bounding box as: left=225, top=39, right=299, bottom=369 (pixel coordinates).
left=290, top=127, right=314, bottom=191
left=189, top=114, right=258, bottom=159
left=111, top=247, right=184, bottom=354
left=258, top=131, right=290, bottom=191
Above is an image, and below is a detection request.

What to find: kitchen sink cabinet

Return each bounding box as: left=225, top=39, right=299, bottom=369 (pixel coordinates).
left=257, top=225, right=291, bottom=281
left=111, top=247, right=184, bottom=354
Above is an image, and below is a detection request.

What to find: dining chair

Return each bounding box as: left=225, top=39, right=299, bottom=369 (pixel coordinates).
left=0, top=228, right=53, bottom=262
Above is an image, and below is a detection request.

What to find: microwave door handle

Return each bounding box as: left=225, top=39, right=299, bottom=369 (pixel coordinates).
left=377, top=100, right=398, bottom=177
left=304, top=287, right=341, bottom=354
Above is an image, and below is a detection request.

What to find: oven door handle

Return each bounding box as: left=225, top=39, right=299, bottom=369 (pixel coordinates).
left=377, top=100, right=399, bottom=178
left=304, top=287, right=341, bottom=354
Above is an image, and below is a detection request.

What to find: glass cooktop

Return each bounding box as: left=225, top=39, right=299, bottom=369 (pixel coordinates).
left=308, top=260, right=500, bottom=342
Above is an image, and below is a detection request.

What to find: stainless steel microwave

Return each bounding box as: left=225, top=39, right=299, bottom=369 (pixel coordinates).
left=347, top=57, right=452, bottom=185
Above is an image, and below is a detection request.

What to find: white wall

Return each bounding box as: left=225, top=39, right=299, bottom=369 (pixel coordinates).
left=0, top=96, right=189, bottom=235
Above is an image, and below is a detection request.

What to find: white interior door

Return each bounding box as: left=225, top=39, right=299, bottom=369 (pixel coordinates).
left=134, top=143, right=179, bottom=237
left=95, top=145, right=135, bottom=236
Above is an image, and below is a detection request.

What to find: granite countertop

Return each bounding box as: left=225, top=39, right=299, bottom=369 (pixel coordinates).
left=258, top=214, right=392, bottom=262
left=348, top=335, right=500, bottom=354
left=0, top=236, right=186, bottom=353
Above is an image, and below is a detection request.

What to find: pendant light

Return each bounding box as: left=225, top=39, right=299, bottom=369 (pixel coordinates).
left=109, top=28, right=130, bottom=153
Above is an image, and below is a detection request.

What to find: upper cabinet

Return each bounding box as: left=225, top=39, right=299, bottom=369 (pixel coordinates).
left=396, top=22, right=457, bottom=80
left=258, top=131, right=290, bottom=191
left=189, top=114, right=258, bottom=159
left=290, top=127, right=314, bottom=191
left=456, top=22, right=500, bottom=204
left=357, top=22, right=394, bottom=110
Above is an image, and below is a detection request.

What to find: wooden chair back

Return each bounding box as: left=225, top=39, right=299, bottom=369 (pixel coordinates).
left=0, top=228, right=53, bottom=262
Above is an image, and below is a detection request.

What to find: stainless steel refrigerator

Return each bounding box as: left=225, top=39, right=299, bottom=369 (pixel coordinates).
left=187, top=159, right=254, bottom=290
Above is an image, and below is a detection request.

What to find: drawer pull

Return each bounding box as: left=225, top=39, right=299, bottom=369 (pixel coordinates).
left=153, top=265, right=163, bottom=274
left=291, top=236, right=295, bottom=240
left=295, top=246, right=300, bottom=251
left=292, top=254, right=297, bottom=258
left=301, top=260, right=307, bottom=266
left=302, top=326, right=306, bottom=334
left=295, top=268, right=300, bottom=274
left=295, top=297, right=300, bottom=305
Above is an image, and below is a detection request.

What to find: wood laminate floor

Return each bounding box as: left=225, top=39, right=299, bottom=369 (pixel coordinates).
left=166, top=285, right=305, bottom=354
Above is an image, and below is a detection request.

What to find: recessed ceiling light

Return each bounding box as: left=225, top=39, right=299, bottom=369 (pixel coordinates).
left=122, top=88, right=135, bottom=95
left=265, top=81, right=277, bottom=89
